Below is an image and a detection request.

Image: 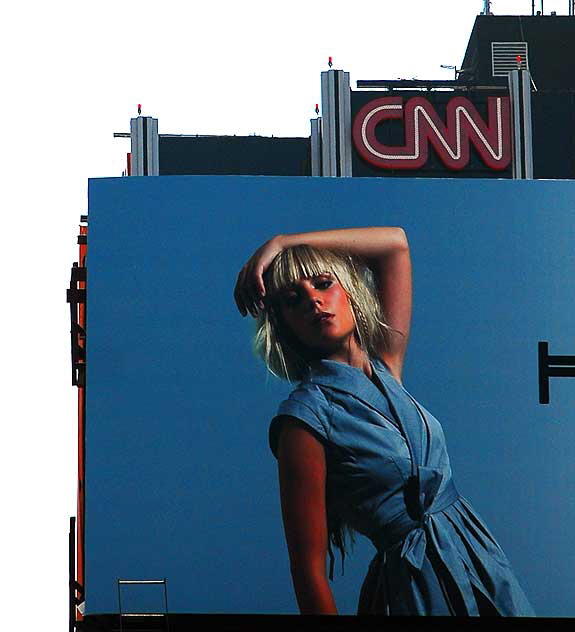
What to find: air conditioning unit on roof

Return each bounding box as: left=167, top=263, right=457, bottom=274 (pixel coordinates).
left=491, top=42, right=529, bottom=77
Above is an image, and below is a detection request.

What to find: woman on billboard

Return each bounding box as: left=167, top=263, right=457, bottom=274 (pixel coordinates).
left=234, top=227, right=534, bottom=616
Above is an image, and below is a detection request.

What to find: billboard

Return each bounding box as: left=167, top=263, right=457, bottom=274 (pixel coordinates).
left=86, top=175, right=575, bottom=616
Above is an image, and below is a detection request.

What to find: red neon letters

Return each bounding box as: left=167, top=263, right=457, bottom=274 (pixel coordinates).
left=352, top=96, right=511, bottom=170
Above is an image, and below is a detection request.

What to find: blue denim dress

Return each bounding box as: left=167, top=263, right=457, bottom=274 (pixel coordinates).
left=269, top=358, right=535, bottom=616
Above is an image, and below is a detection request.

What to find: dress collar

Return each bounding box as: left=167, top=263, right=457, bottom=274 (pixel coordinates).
left=303, top=357, right=421, bottom=466
left=305, top=356, right=392, bottom=389
left=302, top=356, right=398, bottom=409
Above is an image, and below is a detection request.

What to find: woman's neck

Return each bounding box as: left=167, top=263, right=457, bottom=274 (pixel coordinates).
left=321, top=339, right=372, bottom=378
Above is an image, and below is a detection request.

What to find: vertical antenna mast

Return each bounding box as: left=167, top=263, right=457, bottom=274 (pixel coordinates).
left=483, top=0, right=491, bottom=14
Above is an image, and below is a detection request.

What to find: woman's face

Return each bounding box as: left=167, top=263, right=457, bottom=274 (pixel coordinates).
left=276, top=273, right=356, bottom=355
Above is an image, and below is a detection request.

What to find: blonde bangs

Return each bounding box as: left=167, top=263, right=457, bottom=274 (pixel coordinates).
left=266, top=245, right=352, bottom=298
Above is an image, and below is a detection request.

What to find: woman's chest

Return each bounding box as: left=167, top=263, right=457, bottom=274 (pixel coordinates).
left=323, top=389, right=450, bottom=483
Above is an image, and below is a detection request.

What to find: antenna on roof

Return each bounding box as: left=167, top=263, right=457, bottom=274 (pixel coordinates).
left=483, top=0, right=492, bottom=15
left=440, top=64, right=458, bottom=79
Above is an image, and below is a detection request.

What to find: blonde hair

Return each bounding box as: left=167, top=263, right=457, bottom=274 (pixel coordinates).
left=254, top=244, right=391, bottom=381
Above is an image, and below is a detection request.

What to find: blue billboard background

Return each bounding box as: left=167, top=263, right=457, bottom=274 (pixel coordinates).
left=86, top=175, right=575, bottom=616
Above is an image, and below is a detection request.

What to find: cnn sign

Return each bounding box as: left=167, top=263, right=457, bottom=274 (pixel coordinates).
left=352, top=96, right=511, bottom=171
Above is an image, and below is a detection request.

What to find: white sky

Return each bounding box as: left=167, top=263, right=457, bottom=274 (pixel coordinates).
left=1, top=0, right=567, bottom=628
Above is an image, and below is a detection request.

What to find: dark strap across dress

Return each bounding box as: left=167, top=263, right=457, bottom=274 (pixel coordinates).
left=269, top=358, right=535, bottom=616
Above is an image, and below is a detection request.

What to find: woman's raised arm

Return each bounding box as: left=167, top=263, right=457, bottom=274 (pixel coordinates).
left=234, top=227, right=412, bottom=379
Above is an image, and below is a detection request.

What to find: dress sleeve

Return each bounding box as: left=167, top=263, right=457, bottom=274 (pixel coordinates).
left=269, top=386, right=330, bottom=459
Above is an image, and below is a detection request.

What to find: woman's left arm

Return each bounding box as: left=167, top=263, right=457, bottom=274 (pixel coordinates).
left=234, top=227, right=412, bottom=380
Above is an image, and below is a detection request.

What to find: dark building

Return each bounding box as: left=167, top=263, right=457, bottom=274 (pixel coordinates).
left=460, top=14, right=575, bottom=179
left=123, top=15, right=575, bottom=181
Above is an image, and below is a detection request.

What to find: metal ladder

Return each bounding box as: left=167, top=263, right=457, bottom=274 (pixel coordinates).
left=117, top=579, right=169, bottom=632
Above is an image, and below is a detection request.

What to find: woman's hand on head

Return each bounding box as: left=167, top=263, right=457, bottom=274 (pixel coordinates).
left=234, top=235, right=284, bottom=317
